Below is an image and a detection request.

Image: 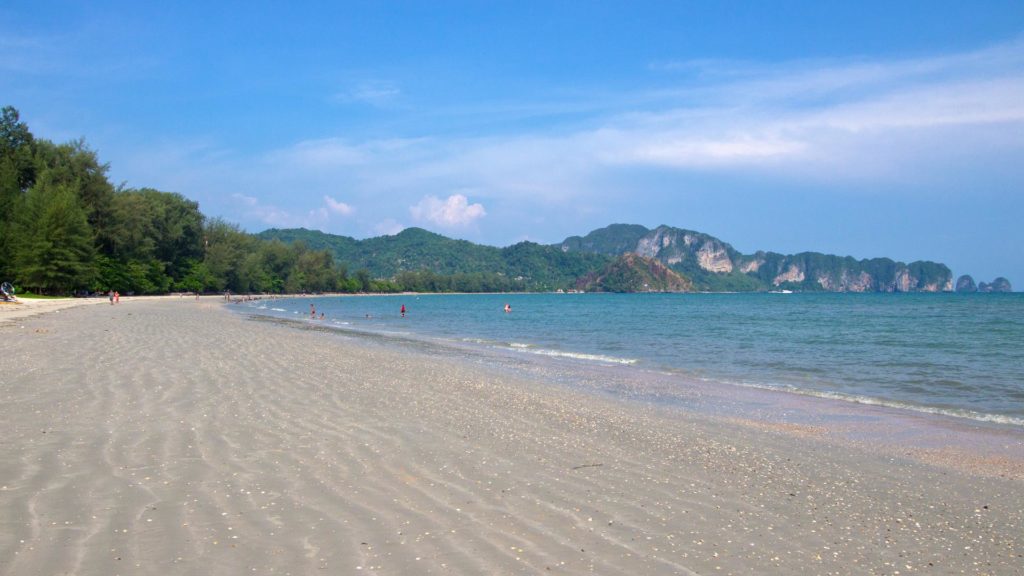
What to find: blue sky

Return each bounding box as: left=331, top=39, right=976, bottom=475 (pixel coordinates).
left=3, top=1, right=1023, bottom=285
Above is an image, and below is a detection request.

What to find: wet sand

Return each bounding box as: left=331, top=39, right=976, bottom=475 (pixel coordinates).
left=1, top=298, right=1022, bottom=575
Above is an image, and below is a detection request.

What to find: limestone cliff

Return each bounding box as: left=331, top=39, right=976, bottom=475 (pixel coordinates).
left=559, top=224, right=955, bottom=293
left=632, top=227, right=734, bottom=273
left=979, top=277, right=1013, bottom=293
left=956, top=275, right=978, bottom=293
left=757, top=255, right=951, bottom=293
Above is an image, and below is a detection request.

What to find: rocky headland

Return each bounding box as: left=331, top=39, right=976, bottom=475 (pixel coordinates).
left=956, top=274, right=1013, bottom=293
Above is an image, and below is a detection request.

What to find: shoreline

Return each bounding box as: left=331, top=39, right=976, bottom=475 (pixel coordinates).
left=2, top=298, right=1022, bottom=574
left=245, top=308, right=1024, bottom=481
left=238, top=295, right=1024, bottom=434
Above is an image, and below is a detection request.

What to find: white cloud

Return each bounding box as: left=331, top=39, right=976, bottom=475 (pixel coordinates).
left=323, top=195, right=354, bottom=216
left=409, top=194, right=487, bottom=228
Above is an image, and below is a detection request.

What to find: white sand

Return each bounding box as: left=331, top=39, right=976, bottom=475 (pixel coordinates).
left=0, top=296, right=107, bottom=324
left=1, top=298, right=1021, bottom=575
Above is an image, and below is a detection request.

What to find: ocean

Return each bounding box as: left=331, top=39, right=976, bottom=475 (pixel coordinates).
left=236, top=292, right=1024, bottom=427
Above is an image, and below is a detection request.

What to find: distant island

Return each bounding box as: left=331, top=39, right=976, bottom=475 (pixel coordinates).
left=956, top=275, right=1014, bottom=293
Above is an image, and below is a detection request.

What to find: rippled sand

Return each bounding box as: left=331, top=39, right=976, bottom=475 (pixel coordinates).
left=1, top=298, right=1021, bottom=575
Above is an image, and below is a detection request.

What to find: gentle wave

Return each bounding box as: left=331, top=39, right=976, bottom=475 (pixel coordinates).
left=464, top=339, right=637, bottom=365
left=733, top=380, right=1024, bottom=428
left=513, top=346, right=638, bottom=365
left=462, top=337, right=638, bottom=365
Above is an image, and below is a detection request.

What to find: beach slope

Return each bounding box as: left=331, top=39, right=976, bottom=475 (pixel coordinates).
left=1, top=299, right=1021, bottom=574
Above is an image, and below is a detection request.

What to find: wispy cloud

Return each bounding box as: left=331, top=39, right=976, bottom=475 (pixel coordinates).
left=271, top=38, right=1024, bottom=190
left=0, top=21, right=160, bottom=81
left=333, top=80, right=402, bottom=107
left=106, top=38, right=1024, bottom=240
left=231, top=193, right=308, bottom=228
left=0, top=34, right=61, bottom=74
left=373, top=218, right=406, bottom=236
left=268, top=137, right=426, bottom=169
left=231, top=193, right=356, bottom=229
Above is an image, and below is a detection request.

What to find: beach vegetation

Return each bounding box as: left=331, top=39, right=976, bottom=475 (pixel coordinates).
left=10, top=291, right=64, bottom=299
left=0, top=107, right=360, bottom=296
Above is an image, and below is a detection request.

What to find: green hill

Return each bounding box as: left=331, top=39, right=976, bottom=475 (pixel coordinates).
left=258, top=227, right=611, bottom=291
left=558, top=224, right=651, bottom=255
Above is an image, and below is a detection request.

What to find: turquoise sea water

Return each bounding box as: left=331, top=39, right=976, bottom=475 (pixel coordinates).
left=237, top=293, right=1024, bottom=427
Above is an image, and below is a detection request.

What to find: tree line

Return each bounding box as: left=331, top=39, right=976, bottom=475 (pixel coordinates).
left=0, top=106, right=518, bottom=296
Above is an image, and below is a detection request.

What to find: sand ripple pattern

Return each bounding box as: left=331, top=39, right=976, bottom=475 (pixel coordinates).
left=1, top=298, right=1022, bottom=575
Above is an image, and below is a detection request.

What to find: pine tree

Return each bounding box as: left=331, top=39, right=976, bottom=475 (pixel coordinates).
left=12, top=172, right=96, bottom=294
left=0, top=106, right=36, bottom=281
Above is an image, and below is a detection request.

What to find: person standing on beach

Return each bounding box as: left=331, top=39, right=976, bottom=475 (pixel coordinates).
left=109, top=291, right=114, bottom=305
left=114, top=291, right=119, bottom=304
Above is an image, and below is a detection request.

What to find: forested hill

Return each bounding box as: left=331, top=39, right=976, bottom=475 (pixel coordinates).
left=258, top=227, right=503, bottom=277
left=257, top=227, right=610, bottom=291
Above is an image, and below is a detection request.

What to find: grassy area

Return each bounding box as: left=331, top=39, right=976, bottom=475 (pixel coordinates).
left=12, top=292, right=68, bottom=300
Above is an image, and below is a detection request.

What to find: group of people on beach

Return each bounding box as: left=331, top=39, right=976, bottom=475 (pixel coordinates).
left=108, top=290, right=120, bottom=305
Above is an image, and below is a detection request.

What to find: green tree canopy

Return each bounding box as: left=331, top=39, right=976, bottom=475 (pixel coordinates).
left=12, top=170, right=95, bottom=294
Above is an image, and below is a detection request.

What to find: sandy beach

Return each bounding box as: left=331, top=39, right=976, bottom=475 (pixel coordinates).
left=1, top=297, right=1022, bottom=575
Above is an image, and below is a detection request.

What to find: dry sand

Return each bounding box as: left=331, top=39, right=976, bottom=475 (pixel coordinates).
left=1, top=298, right=1022, bottom=575
left=0, top=296, right=108, bottom=323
